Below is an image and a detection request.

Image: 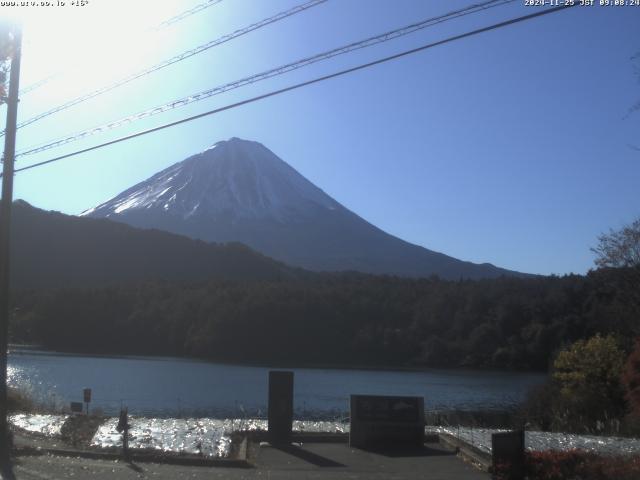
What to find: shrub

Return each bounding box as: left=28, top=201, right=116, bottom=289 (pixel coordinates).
left=552, top=334, right=626, bottom=428
left=622, top=337, right=640, bottom=418
left=7, top=387, right=35, bottom=413
left=520, top=382, right=557, bottom=431
left=524, top=450, right=640, bottom=480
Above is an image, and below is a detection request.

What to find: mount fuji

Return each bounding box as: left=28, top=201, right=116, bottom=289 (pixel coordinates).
left=82, top=137, right=522, bottom=279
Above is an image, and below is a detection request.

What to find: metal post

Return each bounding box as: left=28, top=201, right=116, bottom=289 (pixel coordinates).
left=117, top=407, right=129, bottom=459
left=123, top=421, right=129, bottom=459
left=0, top=25, right=22, bottom=464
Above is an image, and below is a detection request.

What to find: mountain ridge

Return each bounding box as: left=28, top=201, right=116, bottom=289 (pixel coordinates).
left=9, top=199, right=301, bottom=290
left=82, top=137, right=527, bottom=280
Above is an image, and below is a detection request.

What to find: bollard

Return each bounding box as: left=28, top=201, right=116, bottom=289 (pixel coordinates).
left=267, top=371, right=294, bottom=445
left=492, top=430, right=525, bottom=480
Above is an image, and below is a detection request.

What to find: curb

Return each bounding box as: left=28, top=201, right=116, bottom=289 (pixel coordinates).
left=437, top=433, right=492, bottom=472
left=247, top=431, right=349, bottom=443
left=13, top=440, right=252, bottom=469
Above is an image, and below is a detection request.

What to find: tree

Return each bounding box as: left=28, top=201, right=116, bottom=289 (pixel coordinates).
left=622, top=337, right=640, bottom=418
left=592, top=217, right=640, bottom=269
left=552, top=334, right=626, bottom=425
left=629, top=51, right=640, bottom=119
left=0, top=21, right=16, bottom=103
left=591, top=219, right=640, bottom=323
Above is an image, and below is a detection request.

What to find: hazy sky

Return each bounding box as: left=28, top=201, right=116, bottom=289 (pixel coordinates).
left=3, top=0, right=639, bottom=276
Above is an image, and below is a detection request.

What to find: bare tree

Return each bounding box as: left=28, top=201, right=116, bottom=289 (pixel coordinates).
left=625, top=51, right=640, bottom=152
left=630, top=51, right=640, bottom=118
left=0, top=21, right=16, bottom=104
left=592, top=217, right=640, bottom=269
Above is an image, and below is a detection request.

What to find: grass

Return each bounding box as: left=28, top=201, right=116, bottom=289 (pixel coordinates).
left=7, top=387, right=35, bottom=413
left=60, top=414, right=106, bottom=447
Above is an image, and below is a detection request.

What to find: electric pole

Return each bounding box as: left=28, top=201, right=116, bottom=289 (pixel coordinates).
left=0, top=24, right=22, bottom=464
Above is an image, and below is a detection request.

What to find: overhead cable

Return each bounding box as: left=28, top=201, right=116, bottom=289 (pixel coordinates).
left=11, top=3, right=578, bottom=175
left=9, top=0, right=327, bottom=135
left=16, top=0, right=515, bottom=157
left=19, top=1, right=226, bottom=96
left=154, top=0, right=224, bottom=29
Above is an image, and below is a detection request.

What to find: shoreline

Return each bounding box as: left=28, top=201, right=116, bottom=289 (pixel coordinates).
left=8, top=345, right=549, bottom=376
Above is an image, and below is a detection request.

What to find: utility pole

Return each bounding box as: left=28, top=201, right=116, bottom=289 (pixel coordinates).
left=0, top=25, right=22, bottom=464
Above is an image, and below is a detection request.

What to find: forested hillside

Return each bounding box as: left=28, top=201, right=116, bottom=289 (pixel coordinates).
left=9, top=200, right=302, bottom=288
left=10, top=267, right=638, bottom=370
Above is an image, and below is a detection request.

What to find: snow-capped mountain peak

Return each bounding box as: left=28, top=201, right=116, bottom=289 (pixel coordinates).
left=82, top=137, right=339, bottom=223
left=82, top=137, right=523, bottom=280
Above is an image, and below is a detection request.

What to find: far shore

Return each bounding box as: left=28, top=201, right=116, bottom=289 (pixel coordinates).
left=8, top=344, right=548, bottom=376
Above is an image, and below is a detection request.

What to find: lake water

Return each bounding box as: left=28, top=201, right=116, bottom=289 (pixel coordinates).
left=8, top=349, right=546, bottom=418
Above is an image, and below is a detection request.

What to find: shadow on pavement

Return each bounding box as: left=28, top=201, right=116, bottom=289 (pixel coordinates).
left=272, top=444, right=346, bottom=467
left=365, top=444, right=456, bottom=458
left=1, top=459, right=16, bottom=480
left=127, top=460, right=144, bottom=473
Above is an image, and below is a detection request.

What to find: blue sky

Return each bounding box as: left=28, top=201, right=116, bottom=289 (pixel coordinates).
left=3, top=0, right=639, bottom=276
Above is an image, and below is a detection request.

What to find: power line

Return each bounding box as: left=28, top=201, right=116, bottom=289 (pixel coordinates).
left=18, top=73, right=57, bottom=96
left=11, top=4, right=577, bottom=176
left=17, top=0, right=226, bottom=97
left=16, top=0, right=515, bottom=158
left=7, top=0, right=327, bottom=136
left=154, top=0, right=224, bottom=29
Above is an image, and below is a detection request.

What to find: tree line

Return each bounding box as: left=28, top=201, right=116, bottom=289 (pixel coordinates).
left=8, top=266, right=639, bottom=371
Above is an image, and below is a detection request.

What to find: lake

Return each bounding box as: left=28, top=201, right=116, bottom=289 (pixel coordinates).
left=8, top=349, right=546, bottom=418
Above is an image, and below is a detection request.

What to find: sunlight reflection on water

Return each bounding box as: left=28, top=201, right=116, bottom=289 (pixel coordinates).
left=8, top=350, right=546, bottom=417
left=10, top=414, right=68, bottom=436
left=90, top=417, right=349, bottom=457
left=10, top=414, right=640, bottom=458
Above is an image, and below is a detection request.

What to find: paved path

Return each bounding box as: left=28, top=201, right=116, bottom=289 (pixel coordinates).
left=252, top=441, right=489, bottom=480
left=2, top=442, right=489, bottom=479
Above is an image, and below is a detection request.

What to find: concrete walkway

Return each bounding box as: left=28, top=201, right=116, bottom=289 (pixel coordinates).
left=252, top=441, right=489, bottom=479
left=2, top=441, right=489, bottom=479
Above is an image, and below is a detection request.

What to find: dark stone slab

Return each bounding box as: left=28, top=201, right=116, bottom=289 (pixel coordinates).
left=268, top=371, right=294, bottom=444
left=350, top=395, right=424, bottom=450
left=491, top=430, right=525, bottom=480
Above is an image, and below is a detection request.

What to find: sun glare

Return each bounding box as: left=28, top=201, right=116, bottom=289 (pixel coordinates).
left=6, top=0, right=181, bottom=100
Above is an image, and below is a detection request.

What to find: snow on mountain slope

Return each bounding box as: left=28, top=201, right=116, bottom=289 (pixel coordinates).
left=83, top=138, right=339, bottom=223
left=82, top=137, right=525, bottom=280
